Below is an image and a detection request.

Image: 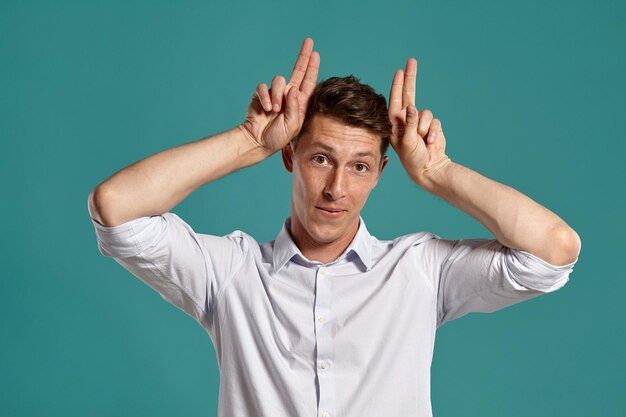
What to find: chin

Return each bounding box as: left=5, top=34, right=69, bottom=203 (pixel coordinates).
left=308, top=221, right=351, bottom=244
left=307, top=225, right=338, bottom=244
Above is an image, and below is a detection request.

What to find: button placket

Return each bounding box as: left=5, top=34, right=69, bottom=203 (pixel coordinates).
left=314, top=266, right=335, bottom=417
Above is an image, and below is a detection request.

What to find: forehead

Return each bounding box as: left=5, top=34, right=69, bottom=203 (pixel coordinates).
left=298, top=114, right=383, bottom=160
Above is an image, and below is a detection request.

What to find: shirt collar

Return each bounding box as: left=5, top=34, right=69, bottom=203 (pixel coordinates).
left=272, top=216, right=373, bottom=273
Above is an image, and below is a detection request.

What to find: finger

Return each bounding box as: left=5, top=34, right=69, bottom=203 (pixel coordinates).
left=298, top=51, right=320, bottom=96
left=256, top=83, right=272, bottom=112
left=399, top=104, right=419, bottom=147
left=389, top=69, right=404, bottom=117
left=287, top=37, right=314, bottom=91
left=417, top=109, right=433, bottom=138
left=427, top=118, right=442, bottom=144
left=283, top=87, right=299, bottom=133
left=270, top=75, right=287, bottom=112
left=402, top=58, right=417, bottom=109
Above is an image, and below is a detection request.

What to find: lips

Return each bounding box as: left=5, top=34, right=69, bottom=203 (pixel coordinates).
left=316, top=206, right=346, bottom=213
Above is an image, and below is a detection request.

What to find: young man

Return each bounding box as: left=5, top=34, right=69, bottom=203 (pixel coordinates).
left=88, top=38, right=580, bottom=417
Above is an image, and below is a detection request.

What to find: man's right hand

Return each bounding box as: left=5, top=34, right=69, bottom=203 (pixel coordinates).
left=240, top=38, right=320, bottom=155
left=89, top=38, right=320, bottom=227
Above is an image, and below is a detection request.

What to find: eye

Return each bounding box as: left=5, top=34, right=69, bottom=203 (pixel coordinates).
left=312, top=155, right=329, bottom=165
left=354, top=163, right=369, bottom=172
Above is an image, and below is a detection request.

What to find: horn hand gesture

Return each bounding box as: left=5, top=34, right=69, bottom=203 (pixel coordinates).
left=388, top=58, right=450, bottom=188
left=240, top=38, right=320, bottom=155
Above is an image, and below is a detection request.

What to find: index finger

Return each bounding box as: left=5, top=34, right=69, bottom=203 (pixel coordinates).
left=389, top=68, right=404, bottom=116
left=402, top=58, right=417, bottom=108
left=287, top=37, right=314, bottom=90
left=299, top=51, right=320, bottom=96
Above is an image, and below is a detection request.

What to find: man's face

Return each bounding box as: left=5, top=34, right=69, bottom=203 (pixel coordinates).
left=282, top=114, right=388, bottom=250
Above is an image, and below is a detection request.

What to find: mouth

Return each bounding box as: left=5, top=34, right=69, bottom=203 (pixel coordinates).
left=315, top=206, right=347, bottom=218
left=316, top=206, right=345, bottom=213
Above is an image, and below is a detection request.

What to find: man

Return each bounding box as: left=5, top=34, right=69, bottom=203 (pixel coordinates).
left=88, top=38, right=580, bottom=417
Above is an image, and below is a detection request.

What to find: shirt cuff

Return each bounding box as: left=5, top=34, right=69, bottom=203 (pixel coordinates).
left=90, top=214, right=163, bottom=258
left=506, top=248, right=578, bottom=292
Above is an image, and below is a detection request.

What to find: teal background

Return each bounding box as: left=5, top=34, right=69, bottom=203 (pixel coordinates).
left=1, top=0, right=624, bottom=415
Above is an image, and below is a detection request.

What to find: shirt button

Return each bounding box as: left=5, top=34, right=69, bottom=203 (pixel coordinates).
left=322, top=413, right=330, bottom=417
left=318, top=316, right=326, bottom=324
left=319, top=268, right=327, bottom=275
left=320, top=360, right=329, bottom=369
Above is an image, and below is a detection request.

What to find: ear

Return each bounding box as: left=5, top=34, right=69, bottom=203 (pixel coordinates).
left=379, top=155, right=389, bottom=174
left=373, top=156, right=389, bottom=186
left=281, top=142, right=294, bottom=173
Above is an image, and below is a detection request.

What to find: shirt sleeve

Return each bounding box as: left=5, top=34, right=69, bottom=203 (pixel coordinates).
left=89, top=211, right=247, bottom=328
left=427, top=238, right=577, bottom=328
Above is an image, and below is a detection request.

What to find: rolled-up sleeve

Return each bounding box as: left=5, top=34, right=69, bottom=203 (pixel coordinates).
left=89, top=212, right=246, bottom=328
left=432, top=238, right=577, bottom=328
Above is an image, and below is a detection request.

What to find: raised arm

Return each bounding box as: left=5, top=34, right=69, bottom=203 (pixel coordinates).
left=89, top=38, right=320, bottom=227
left=388, top=58, right=581, bottom=266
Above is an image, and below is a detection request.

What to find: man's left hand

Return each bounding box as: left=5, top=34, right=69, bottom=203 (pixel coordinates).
left=388, top=58, right=450, bottom=188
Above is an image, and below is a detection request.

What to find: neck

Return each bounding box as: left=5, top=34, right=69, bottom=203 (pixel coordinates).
left=289, top=217, right=359, bottom=264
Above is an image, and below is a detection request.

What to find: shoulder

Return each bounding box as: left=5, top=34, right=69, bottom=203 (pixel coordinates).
left=198, top=228, right=260, bottom=255
left=368, top=230, right=441, bottom=265
left=392, top=231, right=440, bottom=247
left=160, top=213, right=261, bottom=262
left=371, top=230, right=440, bottom=250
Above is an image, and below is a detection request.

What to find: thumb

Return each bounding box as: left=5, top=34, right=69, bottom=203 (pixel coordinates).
left=283, top=87, right=300, bottom=135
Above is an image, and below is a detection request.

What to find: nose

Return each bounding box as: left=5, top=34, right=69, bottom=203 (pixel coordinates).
left=323, top=168, right=347, bottom=200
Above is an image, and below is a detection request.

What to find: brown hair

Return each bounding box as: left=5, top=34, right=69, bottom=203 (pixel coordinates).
left=293, top=75, right=392, bottom=157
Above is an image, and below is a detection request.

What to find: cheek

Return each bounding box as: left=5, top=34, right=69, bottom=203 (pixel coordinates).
left=292, top=168, right=315, bottom=208
left=296, top=169, right=323, bottom=197
left=351, top=179, right=376, bottom=201
left=292, top=173, right=305, bottom=205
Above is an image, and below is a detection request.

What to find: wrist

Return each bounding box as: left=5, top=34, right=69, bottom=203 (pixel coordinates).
left=410, top=156, right=453, bottom=194
left=232, top=124, right=272, bottom=167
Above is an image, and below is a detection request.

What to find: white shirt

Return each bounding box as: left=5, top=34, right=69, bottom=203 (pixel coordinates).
left=90, top=212, right=576, bottom=417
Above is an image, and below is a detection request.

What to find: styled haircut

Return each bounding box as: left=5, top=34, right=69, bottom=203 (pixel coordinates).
left=293, top=75, right=392, bottom=157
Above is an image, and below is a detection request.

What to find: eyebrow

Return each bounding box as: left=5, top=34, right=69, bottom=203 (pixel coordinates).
left=309, top=142, right=377, bottom=159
